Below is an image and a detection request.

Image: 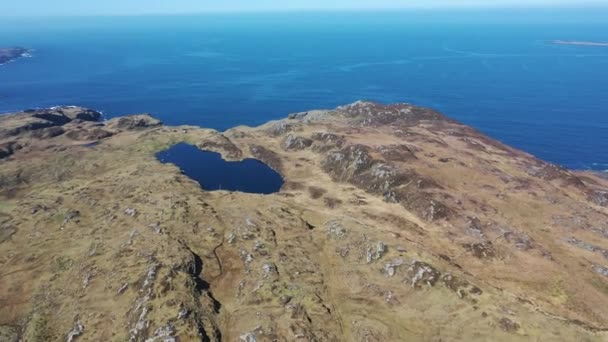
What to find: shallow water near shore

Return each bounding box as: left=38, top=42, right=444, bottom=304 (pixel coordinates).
left=1, top=9, right=608, bottom=170
left=156, top=142, right=284, bottom=194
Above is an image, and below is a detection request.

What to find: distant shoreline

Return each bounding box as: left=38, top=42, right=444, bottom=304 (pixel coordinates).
left=0, top=47, right=30, bottom=65
left=551, top=40, right=608, bottom=47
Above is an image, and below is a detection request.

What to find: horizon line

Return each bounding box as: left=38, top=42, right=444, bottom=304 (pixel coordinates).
left=2, top=4, right=608, bottom=19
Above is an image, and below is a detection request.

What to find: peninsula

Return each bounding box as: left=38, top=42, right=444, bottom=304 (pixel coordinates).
left=0, top=47, right=29, bottom=65
left=1, top=103, right=608, bottom=341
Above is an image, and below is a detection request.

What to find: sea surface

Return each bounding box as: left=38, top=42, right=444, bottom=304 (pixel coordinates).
left=1, top=9, right=607, bottom=170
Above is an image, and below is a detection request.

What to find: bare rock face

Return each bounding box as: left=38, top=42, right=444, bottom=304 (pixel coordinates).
left=321, top=144, right=448, bottom=221
left=249, top=144, right=283, bottom=172
left=29, top=126, right=66, bottom=139
left=591, top=190, right=608, bottom=207
left=0, top=106, right=102, bottom=140
left=310, top=132, right=344, bottom=152
left=106, top=114, right=162, bottom=130
left=498, top=317, right=520, bottom=333
left=199, top=133, right=243, bottom=159
left=282, top=134, right=313, bottom=151
left=463, top=241, right=497, bottom=259
left=0, top=106, right=111, bottom=159
left=336, top=100, right=448, bottom=127
left=0, top=109, right=168, bottom=160
left=0, top=142, right=21, bottom=159
left=65, top=128, right=114, bottom=141
left=1, top=101, right=608, bottom=341
left=58, top=107, right=103, bottom=122
left=406, top=260, right=441, bottom=287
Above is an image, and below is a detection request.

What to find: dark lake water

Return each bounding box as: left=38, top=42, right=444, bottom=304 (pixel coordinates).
left=156, top=142, right=284, bottom=194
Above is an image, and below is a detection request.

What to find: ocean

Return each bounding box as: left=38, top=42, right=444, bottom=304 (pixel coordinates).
left=0, top=9, right=607, bottom=170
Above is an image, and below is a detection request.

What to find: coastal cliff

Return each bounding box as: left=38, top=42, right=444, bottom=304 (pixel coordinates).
left=1, top=102, right=608, bottom=341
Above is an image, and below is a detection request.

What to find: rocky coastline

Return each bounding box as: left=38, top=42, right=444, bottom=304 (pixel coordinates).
left=0, top=47, right=30, bottom=65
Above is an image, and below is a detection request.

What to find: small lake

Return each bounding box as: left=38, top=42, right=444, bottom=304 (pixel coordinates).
left=156, top=142, right=284, bottom=194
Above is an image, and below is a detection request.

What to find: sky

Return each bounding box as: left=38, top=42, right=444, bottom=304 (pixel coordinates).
left=3, top=0, right=607, bottom=17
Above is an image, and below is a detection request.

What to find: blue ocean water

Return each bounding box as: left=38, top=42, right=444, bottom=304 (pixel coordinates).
left=1, top=9, right=607, bottom=170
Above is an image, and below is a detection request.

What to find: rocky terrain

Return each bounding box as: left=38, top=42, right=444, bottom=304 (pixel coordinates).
left=0, top=47, right=29, bottom=65
left=1, top=102, right=608, bottom=341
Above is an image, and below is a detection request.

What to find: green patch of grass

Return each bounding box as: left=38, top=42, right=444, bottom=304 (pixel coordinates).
left=136, top=136, right=181, bottom=153
left=51, top=211, right=67, bottom=226
left=135, top=134, right=196, bottom=154
left=271, top=282, right=305, bottom=302
left=23, top=312, right=56, bottom=342
left=548, top=278, right=569, bottom=305
left=0, top=201, right=12, bottom=213
left=52, top=256, right=73, bottom=274
left=47, top=154, right=76, bottom=182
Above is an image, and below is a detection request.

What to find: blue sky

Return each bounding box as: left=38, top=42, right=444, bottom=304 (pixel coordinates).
left=4, top=0, right=606, bottom=16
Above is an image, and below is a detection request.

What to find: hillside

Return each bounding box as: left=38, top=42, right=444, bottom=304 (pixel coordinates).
left=1, top=102, right=608, bottom=341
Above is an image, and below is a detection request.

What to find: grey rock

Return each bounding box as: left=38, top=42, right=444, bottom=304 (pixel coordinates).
left=66, top=322, right=84, bottom=342
left=327, top=221, right=347, bottom=239
left=125, top=208, right=137, bottom=217
left=282, top=134, right=313, bottom=151
left=593, top=265, right=608, bottom=277
left=262, top=263, right=278, bottom=278
left=566, top=237, right=608, bottom=260
left=145, top=323, right=176, bottom=342
left=107, top=114, right=162, bottom=131
left=383, top=258, right=405, bottom=277
left=240, top=332, right=257, bottom=342
left=177, top=308, right=191, bottom=320
left=117, top=282, right=129, bottom=295
left=366, top=241, right=387, bottom=263
left=406, top=261, right=441, bottom=288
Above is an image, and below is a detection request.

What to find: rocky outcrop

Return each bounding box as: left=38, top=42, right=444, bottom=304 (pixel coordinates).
left=0, top=106, right=101, bottom=140
left=282, top=134, right=313, bottom=151
left=28, top=126, right=66, bottom=139
left=0, top=109, right=167, bottom=160
left=249, top=144, right=283, bottom=172
left=0, top=142, right=21, bottom=159
left=321, top=144, right=448, bottom=221
left=336, top=100, right=449, bottom=127
left=65, top=128, right=114, bottom=141
left=199, top=133, right=243, bottom=159
left=0, top=106, right=108, bottom=159
left=310, top=132, right=344, bottom=153
left=106, top=114, right=162, bottom=130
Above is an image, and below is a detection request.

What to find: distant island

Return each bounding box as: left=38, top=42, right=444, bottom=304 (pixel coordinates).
left=0, top=47, right=30, bottom=65
left=551, top=40, right=608, bottom=47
